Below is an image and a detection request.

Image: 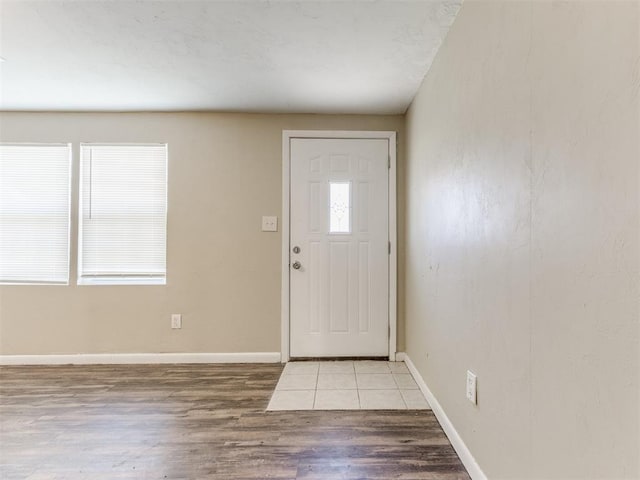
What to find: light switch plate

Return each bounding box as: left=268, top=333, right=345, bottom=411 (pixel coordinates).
left=466, top=370, right=477, bottom=405
left=262, top=216, right=278, bottom=232
left=171, top=314, right=182, bottom=329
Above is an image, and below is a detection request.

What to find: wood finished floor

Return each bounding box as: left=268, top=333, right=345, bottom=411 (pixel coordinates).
left=0, top=364, right=470, bottom=480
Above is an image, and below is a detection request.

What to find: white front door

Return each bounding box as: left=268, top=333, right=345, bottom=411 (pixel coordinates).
left=289, top=137, right=389, bottom=357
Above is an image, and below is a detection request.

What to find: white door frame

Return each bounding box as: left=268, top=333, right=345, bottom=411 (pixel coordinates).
left=281, top=130, right=397, bottom=362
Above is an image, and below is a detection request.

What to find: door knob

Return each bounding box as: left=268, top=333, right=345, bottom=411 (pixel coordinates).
left=292, top=261, right=302, bottom=270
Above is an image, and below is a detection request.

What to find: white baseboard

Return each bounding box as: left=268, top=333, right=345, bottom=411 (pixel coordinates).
left=403, top=353, right=487, bottom=480
left=0, top=352, right=282, bottom=365
left=395, top=351, right=406, bottom=361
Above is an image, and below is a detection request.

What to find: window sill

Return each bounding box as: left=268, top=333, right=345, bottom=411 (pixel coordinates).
left=77, top=277, right=166, bottom=286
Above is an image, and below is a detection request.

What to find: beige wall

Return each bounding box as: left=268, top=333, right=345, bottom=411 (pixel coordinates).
left=404, top=0, right=639, bottom=478
left=0, top=112, right=404, bottom=355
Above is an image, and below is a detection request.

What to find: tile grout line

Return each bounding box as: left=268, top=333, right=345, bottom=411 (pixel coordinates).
left=391, top=370, right=408, bottom=409
left=353, top=363, right=362, bottom=409
left=312, top=364, right=319, bottom=409
left=355, top=362, right=362, bottom=408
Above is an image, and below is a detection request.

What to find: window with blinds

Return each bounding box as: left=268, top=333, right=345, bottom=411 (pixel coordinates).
left=78, top=144, right=167, bottom=285
left=0, top=144, right=72, bottom=284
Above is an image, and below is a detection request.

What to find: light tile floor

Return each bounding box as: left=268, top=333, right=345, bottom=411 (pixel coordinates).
left=267, top=360, right=431, bottom=411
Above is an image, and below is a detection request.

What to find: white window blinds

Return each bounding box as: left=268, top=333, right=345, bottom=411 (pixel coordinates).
left=0, top=144, right=71, bottom=284
left=78, top=144, right=167, bottom=285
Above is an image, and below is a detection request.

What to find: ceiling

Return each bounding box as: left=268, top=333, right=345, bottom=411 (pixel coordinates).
left=0, top=0, right=462, bottom=114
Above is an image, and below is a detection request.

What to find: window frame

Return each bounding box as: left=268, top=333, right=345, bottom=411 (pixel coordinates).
left=0, top=142, right=72, bottom=286
left=77, top=142, right=168, bottom=286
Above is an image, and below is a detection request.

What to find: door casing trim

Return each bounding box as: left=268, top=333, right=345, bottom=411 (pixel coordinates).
left=281, top=130, right=397, bottom=362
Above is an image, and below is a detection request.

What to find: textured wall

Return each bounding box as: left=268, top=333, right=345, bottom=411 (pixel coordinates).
left=0, top=112, right=405, bottom=355
left=404, top=0, right=639, bottom=477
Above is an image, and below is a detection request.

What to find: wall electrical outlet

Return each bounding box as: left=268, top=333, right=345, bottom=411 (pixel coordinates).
left=466, top=370, right=477, bottom=405
left=171, top=314, right=182, bottom=329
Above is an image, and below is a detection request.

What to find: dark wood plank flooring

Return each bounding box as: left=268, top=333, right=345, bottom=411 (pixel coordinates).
left=0, top=364, right=470, bottom=480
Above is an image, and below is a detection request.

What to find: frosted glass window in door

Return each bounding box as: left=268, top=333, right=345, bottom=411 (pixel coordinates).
left=329, top=182, right=350, bottom=233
